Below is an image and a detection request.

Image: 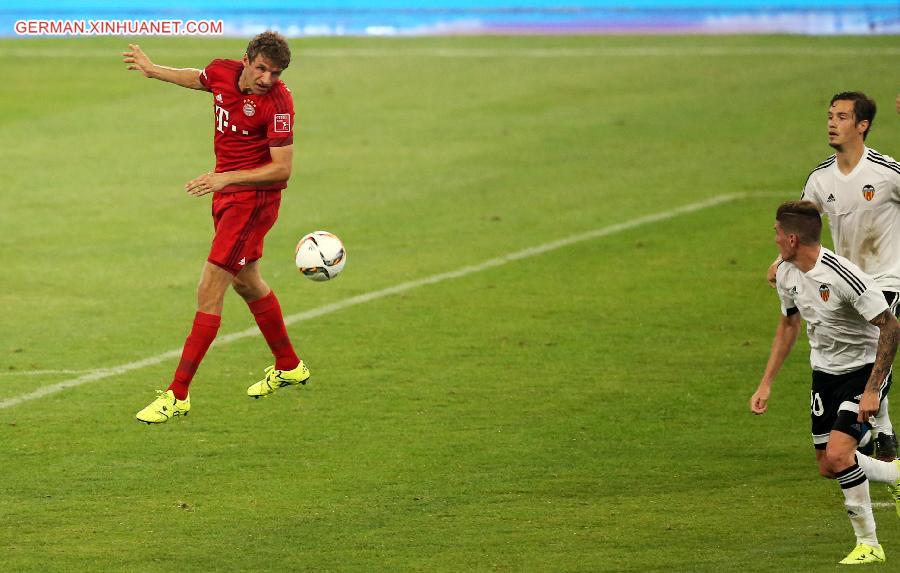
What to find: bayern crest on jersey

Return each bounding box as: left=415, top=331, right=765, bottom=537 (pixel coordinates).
left=819, top=284, right=830, bottom=302
left=242, top=99, right=256, bottom=117
left=862, top=184, right=875, bottom=201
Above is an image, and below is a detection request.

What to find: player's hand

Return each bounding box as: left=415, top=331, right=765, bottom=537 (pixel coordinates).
left=858, top=389, right=880, bottom=422
left=766, top=256, right=782, bottom=289
left=766, top=262, right=778, bottom=288
left=123, top=43, right=155, bottom=77
left=185, top=172, right=229, bottom=196
left=750, top=386, right=770, bottom=415
left=896, top=93, right=900, bottom=114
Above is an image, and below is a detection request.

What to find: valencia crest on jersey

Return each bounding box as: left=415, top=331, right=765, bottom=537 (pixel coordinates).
left=862, top=184, right=875, bottom=201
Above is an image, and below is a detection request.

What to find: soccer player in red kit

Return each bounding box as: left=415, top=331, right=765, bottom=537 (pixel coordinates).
left=124, top=32, right=309, bottom=424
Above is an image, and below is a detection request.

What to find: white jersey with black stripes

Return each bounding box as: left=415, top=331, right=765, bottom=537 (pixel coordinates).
left=801, top=147, right=900, bottom=292
left=776, top=247, right=888, bottom=375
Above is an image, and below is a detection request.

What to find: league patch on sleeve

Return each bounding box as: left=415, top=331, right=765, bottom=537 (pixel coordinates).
left=274, top=114, right=291, bottom=133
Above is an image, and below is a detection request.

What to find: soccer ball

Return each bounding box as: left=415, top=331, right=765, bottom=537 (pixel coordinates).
left=295, top=231, right=346, bottom=281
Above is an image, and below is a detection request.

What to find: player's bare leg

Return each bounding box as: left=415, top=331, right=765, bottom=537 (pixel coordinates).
left=197, top=262, right=237, bottom=314
left=232, top=260, right=271, bottom=302
left=136, top=262, right=231, bottom=423
left=235, top=261, right=309, bottom=398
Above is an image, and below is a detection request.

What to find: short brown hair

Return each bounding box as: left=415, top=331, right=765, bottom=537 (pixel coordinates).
left=831, top=91, right=876, bottom=140
left=776, top=200, right=821, bottom=245
left=247, top=31, right=291, bottom=69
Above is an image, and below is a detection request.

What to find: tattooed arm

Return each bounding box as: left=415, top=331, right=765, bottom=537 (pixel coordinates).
left=858, top=309, right=900, bottom=422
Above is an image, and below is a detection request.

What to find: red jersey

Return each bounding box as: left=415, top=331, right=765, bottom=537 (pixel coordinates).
left=198, top=59, right=294, bottom=193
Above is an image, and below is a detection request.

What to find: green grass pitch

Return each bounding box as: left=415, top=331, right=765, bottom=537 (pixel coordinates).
left=1, top=34, right=899, bottom=571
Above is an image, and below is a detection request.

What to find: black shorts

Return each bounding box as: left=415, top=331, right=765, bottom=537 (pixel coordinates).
left=884, top=291, right=900, bottom=318
left=810, top=363, right=891, bottom=450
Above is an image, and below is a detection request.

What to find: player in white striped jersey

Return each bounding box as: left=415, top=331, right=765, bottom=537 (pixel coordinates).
left=752, top=201, right=900, bottom=565
left=768, top=92, right=900, bottom=461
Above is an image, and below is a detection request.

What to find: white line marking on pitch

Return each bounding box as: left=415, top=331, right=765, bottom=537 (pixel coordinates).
left=0, top=369, right=97, bottom=377
left=0, top=192, right=755, bottom=410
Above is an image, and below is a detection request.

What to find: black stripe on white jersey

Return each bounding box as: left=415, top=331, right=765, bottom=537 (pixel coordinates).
left=822, top=253, right=866, bottom=295
left=814, top=156, right=837, bottom=169
left=801, top=156, right=836, bottom=197
left=868, top=149, right=897, bottom=163
left=821, top=253, right=866, bottom=296
left=866, top=151, right=900, bottom=176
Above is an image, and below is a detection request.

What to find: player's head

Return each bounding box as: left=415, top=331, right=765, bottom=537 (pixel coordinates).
left=241, top=31, right=291, bottom=95
left=828, top=91, right=876, bottom=148
left=775, top=200, right=821, bottom=260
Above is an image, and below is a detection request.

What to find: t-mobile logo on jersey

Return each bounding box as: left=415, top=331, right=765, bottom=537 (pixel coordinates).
left=215, top=105, right=230, bottom=133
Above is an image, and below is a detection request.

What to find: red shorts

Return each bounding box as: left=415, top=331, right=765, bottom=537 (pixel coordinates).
left=208, top=190, right=281, bottom=275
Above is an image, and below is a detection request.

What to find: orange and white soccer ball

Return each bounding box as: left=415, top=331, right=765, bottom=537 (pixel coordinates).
left=295, top=231, right=346, bottom=281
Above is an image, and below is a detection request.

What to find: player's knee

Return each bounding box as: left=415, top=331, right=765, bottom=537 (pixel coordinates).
left=817, top=460, right=836, bottom=478
left=822, top=448, right=854, bottom=475
left=232, top=277, right=254, bottom=299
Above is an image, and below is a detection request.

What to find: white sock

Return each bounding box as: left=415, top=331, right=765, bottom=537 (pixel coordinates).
left=873, top=396, right=894, bottom=435
left=856, top=453, right=900, bottom=484
left=837, top=464, right=879, bottom=547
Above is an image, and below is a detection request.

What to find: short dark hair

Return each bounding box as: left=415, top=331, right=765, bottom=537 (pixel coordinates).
left=247, top=31, right=291, bottom=69
left=830, top=91, right=876, bottom=139
left=776, top=200, right=822, bottom=245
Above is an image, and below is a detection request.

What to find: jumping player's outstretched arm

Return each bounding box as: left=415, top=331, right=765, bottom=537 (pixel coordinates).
left=122, top=44, right=205, bottom=90
left=858, top=309, right=900, bottom=421
left=750, top=312, right=801, bottom=415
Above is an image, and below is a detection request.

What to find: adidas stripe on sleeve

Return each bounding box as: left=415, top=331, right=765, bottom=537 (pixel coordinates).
left=800, top=155, right=835, bottom=210
left=820, top=251, right=888, bottom=321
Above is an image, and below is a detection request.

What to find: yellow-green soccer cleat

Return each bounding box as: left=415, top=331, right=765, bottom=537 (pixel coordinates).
left=247, top=362, right=310, bottom=399
left=135, top=390, right=190, bottom=424
left=888, top=459, right=900, bottom=518
left=838, top=543, right=885, bottom=565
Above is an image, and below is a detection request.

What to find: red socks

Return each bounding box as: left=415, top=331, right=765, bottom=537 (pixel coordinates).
left=167, top=311, right=221, bottom=400
left=166, top=292, right=296, bottom=400
left=248, top=291, right=300, bottom=371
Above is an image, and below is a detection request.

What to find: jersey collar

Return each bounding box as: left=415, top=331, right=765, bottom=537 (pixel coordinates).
left=832, top=146, right=869, bottom=181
